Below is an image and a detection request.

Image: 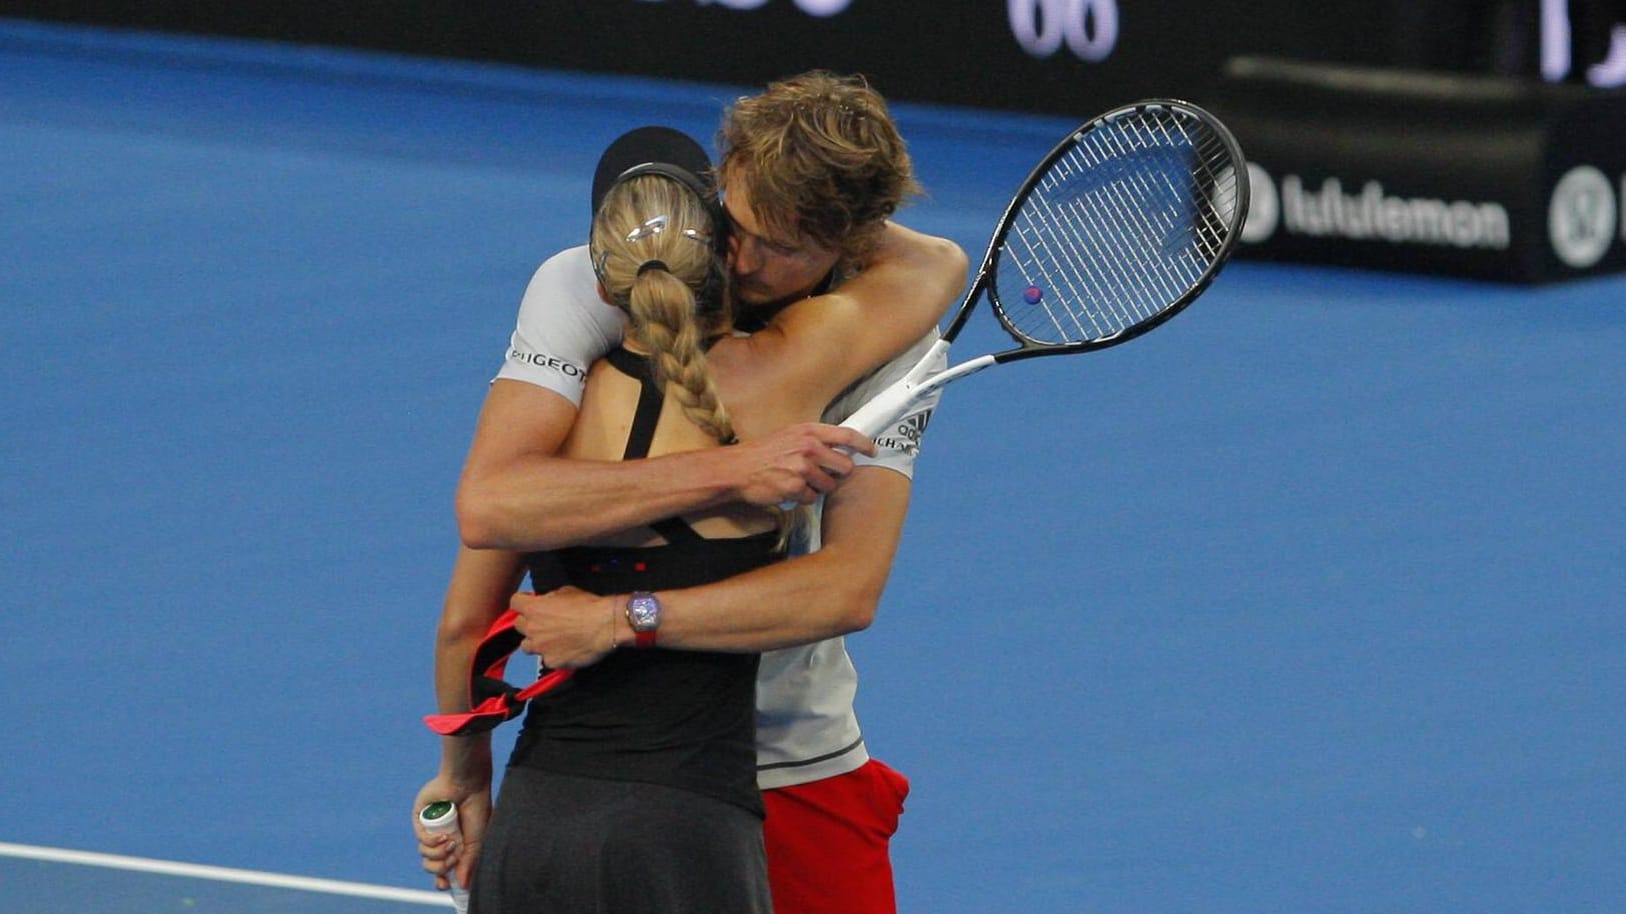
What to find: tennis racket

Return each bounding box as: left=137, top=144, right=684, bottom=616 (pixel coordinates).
left=841, top=99, right=1248, bottom=439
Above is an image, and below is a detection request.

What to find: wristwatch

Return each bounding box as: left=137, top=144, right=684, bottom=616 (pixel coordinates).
left=625, top=591, right=661, bottom=648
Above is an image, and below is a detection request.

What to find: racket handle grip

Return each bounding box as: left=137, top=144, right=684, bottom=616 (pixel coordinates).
left=419, top=802, right=471, bottom=914
left=838, top=383, right=918, bottom=440
left=839, top=339, right=984, bottom=440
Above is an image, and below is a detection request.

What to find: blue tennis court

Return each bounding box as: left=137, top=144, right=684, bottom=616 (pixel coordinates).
left=3, top=18, right=1623, bottom=914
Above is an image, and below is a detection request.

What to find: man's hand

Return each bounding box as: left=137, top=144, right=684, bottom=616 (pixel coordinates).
left=728, top=423, right=877, bottom=506
left=513, top=586, right=622, bottom=669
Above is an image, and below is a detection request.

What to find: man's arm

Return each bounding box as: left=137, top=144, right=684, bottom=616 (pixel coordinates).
left=456, top=225, right=963, bottom=553
left=512, top=464, right=911, bottom=664
left=454, top=380, right=874, bottom=551
left=509, top=324, right=948, bottom=663
left=755, top=222, right=968, bottom=403
left=458, top=246, right=866, bottom=551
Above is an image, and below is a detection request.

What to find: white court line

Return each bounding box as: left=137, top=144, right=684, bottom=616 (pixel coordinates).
left=0, top=842, right=450, bottom=907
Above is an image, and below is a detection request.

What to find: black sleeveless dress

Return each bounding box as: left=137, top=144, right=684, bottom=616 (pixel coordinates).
left=472, top=346, right=780, bottom=914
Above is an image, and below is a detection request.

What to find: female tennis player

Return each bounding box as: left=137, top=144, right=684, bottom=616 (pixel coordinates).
left=461, top=129, right=907, bottom=913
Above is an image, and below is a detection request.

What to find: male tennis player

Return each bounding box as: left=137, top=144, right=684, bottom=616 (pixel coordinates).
left=416, top=71, right=967, bottom=914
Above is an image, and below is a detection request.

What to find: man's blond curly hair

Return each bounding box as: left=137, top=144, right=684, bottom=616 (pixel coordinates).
left=718, top=71, right=922, bottom=268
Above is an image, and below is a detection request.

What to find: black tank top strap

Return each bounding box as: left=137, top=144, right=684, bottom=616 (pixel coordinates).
left=648, top=516, right=704, bottom=545
left=603, top=345, right=653, bottom=388
left=606, top=347, right=662, bottom=461
left=605, top=346, right=704, bottom=545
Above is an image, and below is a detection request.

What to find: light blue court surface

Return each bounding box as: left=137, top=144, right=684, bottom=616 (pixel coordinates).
left=3, top=18, right=1624, bottom=914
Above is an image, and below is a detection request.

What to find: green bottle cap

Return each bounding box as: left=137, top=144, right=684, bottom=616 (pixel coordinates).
left=419, top=800, right=456, bottom=825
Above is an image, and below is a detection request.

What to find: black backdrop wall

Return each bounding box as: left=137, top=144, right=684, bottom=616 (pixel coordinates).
left=6, top=0, right=1622, bottom=282
left=0, top=0, right=1537, bottom=118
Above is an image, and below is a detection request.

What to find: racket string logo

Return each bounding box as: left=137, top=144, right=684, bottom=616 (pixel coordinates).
left=1008, top=0, right=1120, bottom=62
left=1547, top=165, right=1621, bottom=269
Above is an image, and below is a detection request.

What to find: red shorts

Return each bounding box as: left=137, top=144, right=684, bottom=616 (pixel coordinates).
left=761, top=758, right=911, bottom=914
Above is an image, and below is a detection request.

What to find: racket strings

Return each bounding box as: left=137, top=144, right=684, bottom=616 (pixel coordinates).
left=1035, top=134, right=1175, bottom=332
left=1186, top=129, right=1244, bottom=259
left=993, top=108, right=1242, bottom=346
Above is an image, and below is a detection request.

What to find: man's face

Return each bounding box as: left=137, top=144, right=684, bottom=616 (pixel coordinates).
left=721, top=174, right=842, bottom=311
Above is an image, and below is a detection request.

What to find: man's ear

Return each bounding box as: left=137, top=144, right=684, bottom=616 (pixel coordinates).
left=596, top=281, right=613, bottom=306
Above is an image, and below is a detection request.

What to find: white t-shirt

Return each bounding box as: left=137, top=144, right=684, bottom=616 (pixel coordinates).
left=494, top=244, right=944, bottom=788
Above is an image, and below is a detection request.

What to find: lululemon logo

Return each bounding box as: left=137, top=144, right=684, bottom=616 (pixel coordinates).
left=1240, top=162, right=1279, bottom=244
left=1548, top=165, right=1617, bottom=269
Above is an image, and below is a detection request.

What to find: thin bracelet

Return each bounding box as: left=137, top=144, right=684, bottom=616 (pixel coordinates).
left=608, top=598, right=622, bottom=650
